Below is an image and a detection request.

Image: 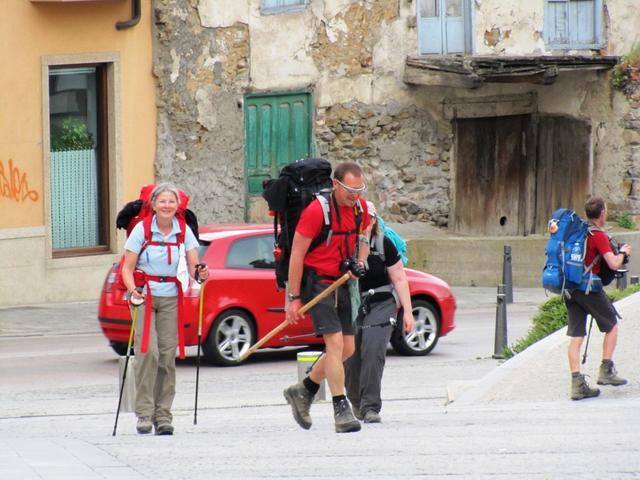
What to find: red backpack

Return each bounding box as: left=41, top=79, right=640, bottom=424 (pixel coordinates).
left=115, top=184, right=199, bottom=359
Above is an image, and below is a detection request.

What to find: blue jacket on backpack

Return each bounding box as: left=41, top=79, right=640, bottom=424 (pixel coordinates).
left=377, top=217, right=408, bottom=267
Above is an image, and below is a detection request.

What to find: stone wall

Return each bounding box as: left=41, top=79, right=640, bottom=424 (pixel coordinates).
left=619, top=83, right=640, bottom=215
left=315, top=100, right=451, bottom=225
left=153, top=0, right=249, bottom=224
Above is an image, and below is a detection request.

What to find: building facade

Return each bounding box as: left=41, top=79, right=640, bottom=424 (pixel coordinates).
left=0, top=0, right=156, bottom=306
left=154, top=0, right=640, bottom=236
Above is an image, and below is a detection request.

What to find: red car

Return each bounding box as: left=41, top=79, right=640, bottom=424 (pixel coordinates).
left=98, top=224, right=456, bottom=366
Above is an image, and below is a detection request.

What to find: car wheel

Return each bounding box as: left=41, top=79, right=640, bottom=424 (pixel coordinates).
left=110, top=341, right=129, bottom=356
left=203, top=309, right=256, bottom=366
left=391, top=299, right=440, bottom=356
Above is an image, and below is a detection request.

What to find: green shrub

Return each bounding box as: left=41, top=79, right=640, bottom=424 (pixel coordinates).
left=51, top=117, right=94, bottom=151
left=617, top=212, right=637, bottom=230
left=503, top=284, right=640, bottom=359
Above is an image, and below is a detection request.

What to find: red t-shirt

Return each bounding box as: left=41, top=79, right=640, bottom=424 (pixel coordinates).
left=296, top=197, right=370, bottom=278
left=585, top=228, right=612, bottom=274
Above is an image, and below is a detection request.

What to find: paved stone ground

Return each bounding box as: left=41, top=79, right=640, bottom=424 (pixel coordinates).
left=1, top=291, right=639, bottom=479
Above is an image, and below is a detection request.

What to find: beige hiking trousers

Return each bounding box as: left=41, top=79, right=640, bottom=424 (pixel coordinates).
left=132, top=295, right=178, bottom=423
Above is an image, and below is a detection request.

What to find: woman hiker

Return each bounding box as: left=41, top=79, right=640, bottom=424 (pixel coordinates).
left=121, top=183, right=208, bottom=435
left=344, top=201, right=415, bottom=423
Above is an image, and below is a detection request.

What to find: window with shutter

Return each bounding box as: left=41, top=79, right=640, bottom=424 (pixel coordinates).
left=544, top=0, right=602, bottom=49
left=261, top=0, right=308, bottom=15
left=418, top=0, right=472, bottom=55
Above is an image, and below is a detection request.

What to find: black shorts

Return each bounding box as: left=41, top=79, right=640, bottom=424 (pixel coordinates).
left=301, top=270, right=354, bottom=336
left=565, top=289, right=619, bottom=337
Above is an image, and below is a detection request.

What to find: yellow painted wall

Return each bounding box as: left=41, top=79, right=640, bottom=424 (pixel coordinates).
left=0, top=0, right=155, bottom=229
left=0, top=0, right=155, bottom=306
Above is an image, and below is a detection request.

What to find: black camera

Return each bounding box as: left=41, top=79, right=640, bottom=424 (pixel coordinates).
left=612, top=239, right=630, bottom=264
left=341, top=256, right=366, bottom=277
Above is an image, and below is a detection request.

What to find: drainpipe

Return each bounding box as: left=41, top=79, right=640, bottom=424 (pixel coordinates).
left=116, top=0, right=141, bottom=30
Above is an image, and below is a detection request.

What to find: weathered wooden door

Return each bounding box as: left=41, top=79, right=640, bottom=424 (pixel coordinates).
left=534, top=115, right=591, bottom=231
left=453, top=114, right=591, bottom=235
left=453, top=115, right=529, bottom=235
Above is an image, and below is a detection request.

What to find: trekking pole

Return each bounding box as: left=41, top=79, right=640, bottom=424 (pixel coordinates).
left=112, top=295, right=141, bottom=436
left=194, top=278, right=207, bottom=425
left=581, top=315, right=594, bottom=365
left=239, top=272, right=350, bottom=362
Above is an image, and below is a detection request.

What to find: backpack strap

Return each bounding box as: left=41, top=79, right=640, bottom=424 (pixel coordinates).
left=371, top=231, right=385, bottom=262
left=140, top=215, right=186, bottom=265
left=137, top=273, right=187, bottom=359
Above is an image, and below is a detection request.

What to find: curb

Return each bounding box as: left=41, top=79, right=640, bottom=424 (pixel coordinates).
left=447, top=290, right=640, bottom=407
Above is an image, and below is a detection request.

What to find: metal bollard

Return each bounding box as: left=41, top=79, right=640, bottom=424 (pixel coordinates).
left=502, top=245, right=513, bottom=304
left=297, top=351, right=326, bottom=402
left=616, top=269, right=628, bottom=290
left=493, top=284, right=508, bottom=359
left=118, top=356, right=136, bottom=413
left=631, top=275, right=639, bottom=286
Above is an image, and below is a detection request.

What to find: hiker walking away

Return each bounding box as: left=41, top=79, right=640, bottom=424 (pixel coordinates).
left=566, top=196, right=631, bottom=400
left=283, top=161, right=370, bottom=433
left=121, top=183, right=208, bottom=434
left=344, top=202, right=415, bottom=423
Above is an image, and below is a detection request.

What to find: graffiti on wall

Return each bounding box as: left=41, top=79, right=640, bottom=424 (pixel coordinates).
left=0, top=159, right=39, bottom=203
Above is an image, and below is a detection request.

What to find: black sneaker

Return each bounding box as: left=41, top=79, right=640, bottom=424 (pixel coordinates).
left=283, top=382, right=314, bottom=430
left=333, top=398, right=361, bottom=433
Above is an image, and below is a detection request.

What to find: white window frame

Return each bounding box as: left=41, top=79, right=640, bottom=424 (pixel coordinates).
left=544, top=0, right=604, bottom=50
left=260, top=0, right=309, bottom=16
left=41, top=52, right=121, bottom=259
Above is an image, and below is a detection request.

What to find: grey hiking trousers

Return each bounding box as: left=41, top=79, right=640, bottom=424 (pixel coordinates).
left=345, top=296, right=397, bottom=415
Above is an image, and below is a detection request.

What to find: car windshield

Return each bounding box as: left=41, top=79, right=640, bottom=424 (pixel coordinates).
left=226, top=234, right=275, bottom=269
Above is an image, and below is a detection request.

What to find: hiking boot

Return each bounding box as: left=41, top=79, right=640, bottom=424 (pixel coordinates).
left=571, top=373, right=600, bottom=400
left=363, top=410, right=381, bottom=424
left=597, top=360, right=627, bottom=386
left=136, top=416, right=152, bottom=434
left=154, top=419, right=174, bottom=436
left=333, top=398, right=361, bottom=433
left=352, top=404, right=363, bottom=421
left=283, top=382, right=314, bottom=430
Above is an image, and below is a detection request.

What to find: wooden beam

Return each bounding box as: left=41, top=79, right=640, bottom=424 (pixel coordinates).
left=443, top=93, right=538, bottom=120
left=404, top=66, right=482, bottom=89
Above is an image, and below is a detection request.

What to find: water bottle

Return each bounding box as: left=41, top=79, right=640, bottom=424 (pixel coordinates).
left=570, top=242, right=581, bottom=262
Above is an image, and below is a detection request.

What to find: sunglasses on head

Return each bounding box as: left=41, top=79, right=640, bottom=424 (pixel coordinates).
left=335, top=178, right=367, bottom=194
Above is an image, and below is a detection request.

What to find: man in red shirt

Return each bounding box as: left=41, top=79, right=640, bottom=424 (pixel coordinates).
left=283, top=161, right=370, bottom=433
left=566, top=197, right=631, bottom=400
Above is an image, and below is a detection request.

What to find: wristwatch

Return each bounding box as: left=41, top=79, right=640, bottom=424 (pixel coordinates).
left=287, top=293, right=301, bottom=301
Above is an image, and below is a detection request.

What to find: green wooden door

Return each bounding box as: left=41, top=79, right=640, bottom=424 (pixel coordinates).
left=244, top=92, right=313, bottom=196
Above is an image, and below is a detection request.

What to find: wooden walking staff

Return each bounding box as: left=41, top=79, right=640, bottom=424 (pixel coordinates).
left=238, top=273, right=350, bottom=362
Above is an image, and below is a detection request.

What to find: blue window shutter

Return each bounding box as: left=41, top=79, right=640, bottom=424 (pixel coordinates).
left=445, top=0, right=466, bottom=54
left=545, top=0, right=600, bottom=48
left=261, top=0, right=305, bottom=10
left=545, top=0, right=569, bottom=46
left=570, top=0, right=595, bottom=45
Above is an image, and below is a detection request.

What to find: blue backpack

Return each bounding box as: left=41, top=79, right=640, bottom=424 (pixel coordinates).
left=376, top=216, right=408, bottom=266
left=541, top=208, right=602, bottom=295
